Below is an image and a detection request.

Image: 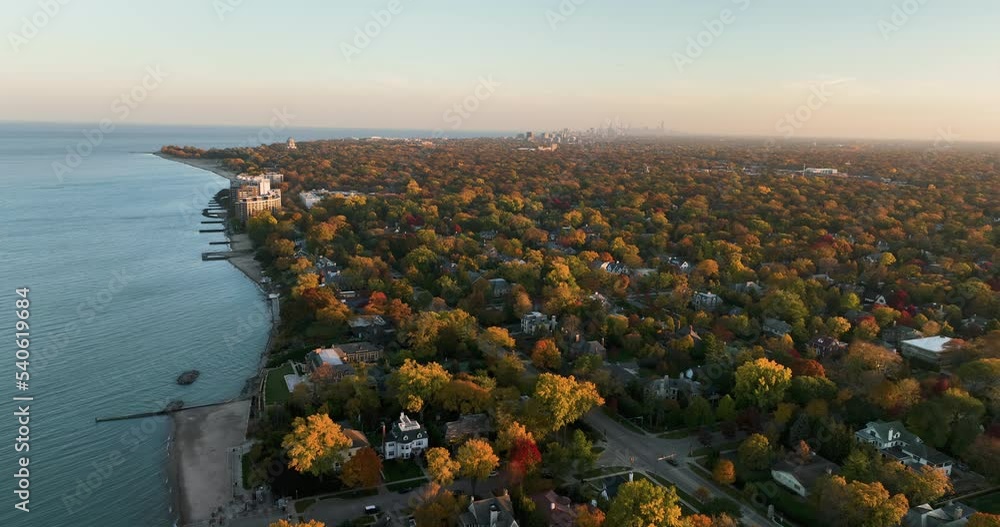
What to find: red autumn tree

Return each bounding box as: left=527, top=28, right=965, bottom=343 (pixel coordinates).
left=509, top=438, right=542, bottom=482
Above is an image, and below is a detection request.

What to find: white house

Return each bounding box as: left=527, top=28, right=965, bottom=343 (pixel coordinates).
left=383, top=413, right=428, bottom=460
left=855, top=420, right=954, bottom=475
left=521, top=311, right=557, bottom=335
left=771, top=455, right=839, bottom=497
left=900, top=336, right=961, bottom=366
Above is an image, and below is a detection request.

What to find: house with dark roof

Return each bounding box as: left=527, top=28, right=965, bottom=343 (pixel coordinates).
left=460, top=493, right=519, bottom=527
left=771, top=454, right=839, bottom=497
left=568, top=337, right=606, bottom=360
left=383, top=413, right=428, bottom=460
left=531, top=491, right=577, bottom=527
left=692, top=292, right=723, bottom=312
left=808, top=336, right=848, bottom=358
left=856, top=420, right=954, bottom=475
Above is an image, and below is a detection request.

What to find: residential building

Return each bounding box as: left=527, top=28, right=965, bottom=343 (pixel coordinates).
left=383, top=413, right=428, bottom=460
left=333, top=427, right=371, bottom=471
left=855, top=420, right=954, bottom=475
left=763, top=318, right=793, bottom=337
left=904, top=501, right=976, bottom=527
left=645, top=373, right=702, bottom=401
left=531, top=491, right=577, bottom=527
left=732, top=281, right=765, bottom=296
left=900, top=336, right=961, bottom=366
left=598, top=261, right=630, bottom=276
left=568, top=337, right=606, bottom=360
left=333, top=342, right=384, bottom=363
left=460, top=493, right=519, bottom=527
left=771, top=454, right=839, bottom=497
left=444, top=414, right=492, bottom=444
left=692, top=292, right=723, bottom=312
left=348, top=315, right=389, bottom=341
left=305, top=348, right=355, bottom=380
left=521, top=311, right=557, bottom=335
left=808, top=336, right=848, bottom=358
left=881, top=325, right=923, bottom=349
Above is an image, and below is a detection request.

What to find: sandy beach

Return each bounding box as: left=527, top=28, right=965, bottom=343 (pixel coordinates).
left=155, top=153, right=274, bottom=524
left=172, top=400, right=252, bottom=525
left=153, top=152, right=239, bottom=181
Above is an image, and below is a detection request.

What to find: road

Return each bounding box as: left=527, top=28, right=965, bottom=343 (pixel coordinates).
left=583, top=409, right=774, bottom=527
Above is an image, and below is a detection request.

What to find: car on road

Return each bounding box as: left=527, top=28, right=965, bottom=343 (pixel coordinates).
left=664, top=455, right=680, bottom=466
left=364, top=505, right=381, bottom=515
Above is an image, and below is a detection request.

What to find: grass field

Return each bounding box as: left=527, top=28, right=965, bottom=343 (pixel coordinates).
left=966, top=490, right=1000, bottom=514
left=265, top=362, right=295, bottom=404
left=382, top=459, right=425, bottom=483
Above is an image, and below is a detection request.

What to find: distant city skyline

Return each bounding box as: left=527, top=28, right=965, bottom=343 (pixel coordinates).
left=3, top=0, right=999, bottom=141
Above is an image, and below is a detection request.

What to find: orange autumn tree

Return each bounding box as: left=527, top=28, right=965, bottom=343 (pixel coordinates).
left=282, top=414, right=351, bottom=476
left=340, top=447, right=382, bottom=489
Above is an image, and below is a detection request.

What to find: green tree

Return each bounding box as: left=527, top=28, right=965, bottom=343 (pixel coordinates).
left=716, top=394, right=737, bottom=422
left=457, top=438, right=499, bottom=495
left=606, top=480, right=682, bottom=527
left=685, top=396, right=715, bottom=428
left=734, top=358, right=792, bottom=410
left=737, top=433, right=772, bottom=472
left=391, top=359, right=452, bottom=413
left=529, top=373, right=604, bottom=436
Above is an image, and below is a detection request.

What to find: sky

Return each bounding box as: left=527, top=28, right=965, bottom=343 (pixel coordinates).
left=2, top=0, right=999, bottom=141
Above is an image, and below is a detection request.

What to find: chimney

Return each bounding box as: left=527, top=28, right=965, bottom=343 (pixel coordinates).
left=489, top=503, right=500, bottom=527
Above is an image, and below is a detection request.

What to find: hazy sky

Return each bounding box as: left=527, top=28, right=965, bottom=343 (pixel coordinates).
left=3, top=0, right=999, bottom=141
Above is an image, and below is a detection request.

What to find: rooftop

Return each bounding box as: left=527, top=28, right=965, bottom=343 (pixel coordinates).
left=901, top=336, right=956, bottom=353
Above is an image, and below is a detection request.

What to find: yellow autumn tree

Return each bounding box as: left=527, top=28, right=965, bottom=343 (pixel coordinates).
left=282, top=414, right=351, bottom=476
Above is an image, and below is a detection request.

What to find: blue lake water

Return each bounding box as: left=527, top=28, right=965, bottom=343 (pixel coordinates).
left=0, top=122, right=498, bottom=526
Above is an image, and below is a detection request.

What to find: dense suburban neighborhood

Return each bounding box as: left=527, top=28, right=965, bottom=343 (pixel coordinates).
left=161, top=136, right=1000, bottom=527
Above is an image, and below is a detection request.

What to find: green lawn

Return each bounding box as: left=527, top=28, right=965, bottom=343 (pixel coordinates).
left=382, top=459, right=425, bottom=483
left=241, top=454, right=252, bottom=489
left=265, top=362, right=295, bottom=405
left=966, top=490, right=1000, bottom=514
left=386, top=477, right=428, bottom=492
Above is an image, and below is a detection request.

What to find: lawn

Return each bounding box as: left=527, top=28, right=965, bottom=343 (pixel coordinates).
left=966, top=490, right=1000, bottom=514
left=386, top=477, right=428, bottom=492
left=241, top=454, right=252, bottom=489
left=382, top=459, right=425, bottom=483
left=295, top=498, right=316, bottom=513
left=265, top=362, right=295, bottom=405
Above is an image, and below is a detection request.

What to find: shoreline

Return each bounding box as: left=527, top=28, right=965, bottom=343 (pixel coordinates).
left=155, top=152, right=275, bottom=526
